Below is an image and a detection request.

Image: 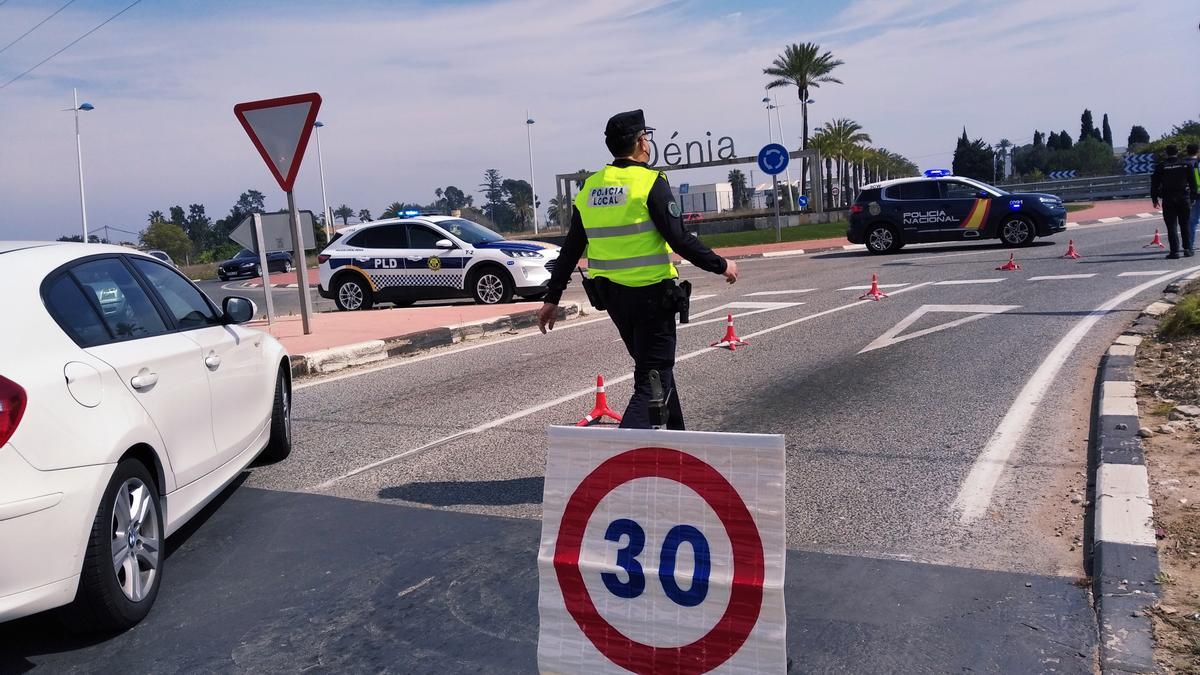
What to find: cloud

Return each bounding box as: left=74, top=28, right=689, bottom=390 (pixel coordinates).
left=0, top=0, right=1194, bottom=240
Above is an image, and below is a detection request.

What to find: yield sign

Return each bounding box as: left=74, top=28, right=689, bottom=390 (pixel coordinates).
left=233, top=92, right=322, bottom=192
left=859, top=304, right=1019, bottom=354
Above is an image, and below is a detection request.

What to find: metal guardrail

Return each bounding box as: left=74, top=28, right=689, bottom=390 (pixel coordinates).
left=997, top=174, right=1151, bottom=202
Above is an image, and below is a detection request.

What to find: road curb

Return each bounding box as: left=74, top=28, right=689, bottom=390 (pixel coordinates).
left=1089, top=288, right=1178, bottom=673
left=289, top=302, right=580, bottom=378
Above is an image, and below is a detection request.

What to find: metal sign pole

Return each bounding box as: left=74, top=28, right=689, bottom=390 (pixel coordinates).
left=252, top=213, right=276, bottom=325
left=773, top=174, right=781, bottom=243
left=286, top=190, right=314, bottom=335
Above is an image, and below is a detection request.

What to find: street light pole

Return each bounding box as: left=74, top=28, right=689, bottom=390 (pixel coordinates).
left=763, top=97, right=773, bottom=143
left=314, top=121, right=331, bottom=240
left=66, top=88, right=94, bottom=242
left=771, top=92, right=796, bottom=211
left=526, top=112, right=538, bottom=235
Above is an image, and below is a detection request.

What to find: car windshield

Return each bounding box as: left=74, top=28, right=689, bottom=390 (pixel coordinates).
left=956, top=177, right=1007, bottom=196
left=234, top=249, right=255, bottom=259
left=436, top=219, right=504, bottom=245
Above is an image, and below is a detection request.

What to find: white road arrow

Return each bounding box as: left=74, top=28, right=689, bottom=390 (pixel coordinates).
left=859, top=304, right=1020, bottom=354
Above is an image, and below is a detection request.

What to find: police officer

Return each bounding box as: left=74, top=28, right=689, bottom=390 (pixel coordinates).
left=1186, top=142, right=1200, bottom=249
left=537, top=110, right=738, bottom=429
left=1151, top=144, right=1198, bottom=259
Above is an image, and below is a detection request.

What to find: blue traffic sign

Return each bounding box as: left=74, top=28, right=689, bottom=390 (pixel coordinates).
left=797, top=195, right=809, bottom=208
left=679, top=183, right=689, bottom=194
left=757, top=143, right=789, bottom=175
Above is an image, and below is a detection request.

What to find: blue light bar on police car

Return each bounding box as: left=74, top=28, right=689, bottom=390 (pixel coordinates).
left=924, top=169, right=951, bottom=178
left=402, top=210, right=421, bottom=217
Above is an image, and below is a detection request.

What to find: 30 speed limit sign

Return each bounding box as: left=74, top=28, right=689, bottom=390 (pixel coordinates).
left=538, top=426, right=786, bottom=674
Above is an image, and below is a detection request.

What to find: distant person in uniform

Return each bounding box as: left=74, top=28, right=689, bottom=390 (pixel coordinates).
left=537, top=110, right=738, bottom=429
left=1151, top=144, right=1198, bottom=258
left=1186, top=143, right=1200, bottom=250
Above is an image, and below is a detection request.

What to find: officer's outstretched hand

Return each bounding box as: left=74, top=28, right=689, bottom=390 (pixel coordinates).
left=723, top=259, right=739, bottom=284
left=538, top=303, right=558, bottom=333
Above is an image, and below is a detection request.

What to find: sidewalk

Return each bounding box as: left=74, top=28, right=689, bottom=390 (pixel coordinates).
left=256, top=301, right=581, bottom=377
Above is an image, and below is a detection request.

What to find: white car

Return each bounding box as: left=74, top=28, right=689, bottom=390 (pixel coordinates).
left=0, top=242, right=292, bottom=630
left=317, top=215, right=561, bottom=310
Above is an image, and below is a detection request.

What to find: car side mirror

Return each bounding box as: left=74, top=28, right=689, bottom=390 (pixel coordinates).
left=223, top=296, right=257, bottom=324
left=435, top=239, right=455, bottom=249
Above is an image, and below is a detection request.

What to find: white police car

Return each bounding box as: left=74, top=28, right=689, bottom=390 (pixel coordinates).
left=317, top=214, right=561, bottom=310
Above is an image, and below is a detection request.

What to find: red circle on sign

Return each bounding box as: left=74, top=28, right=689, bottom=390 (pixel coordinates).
left=554, top=447, right=765, bottom=674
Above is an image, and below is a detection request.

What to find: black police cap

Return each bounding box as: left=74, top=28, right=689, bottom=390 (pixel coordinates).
left=605, top=110, right=654, bottom=139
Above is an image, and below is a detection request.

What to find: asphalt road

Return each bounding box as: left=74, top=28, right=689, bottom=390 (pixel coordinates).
left=8, top=216, right=1195, bottom=672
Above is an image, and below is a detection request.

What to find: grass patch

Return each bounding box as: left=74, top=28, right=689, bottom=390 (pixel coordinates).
left=1160, top=293, right=1200, bottom=340
left=697, top=221, right=848, bottom=249
left=1153, top=402, right=1177, bottom=416
left=1064, top=203, right=1092, bottom=213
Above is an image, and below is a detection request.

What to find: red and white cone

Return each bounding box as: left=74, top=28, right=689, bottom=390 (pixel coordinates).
left=576, top=375, right=622, bottom=427
left=1143, top=229, right=1166, bottom=249
left=710, top=313, right=749, bottom=350
left=1060, top=239, right=1081, bottom=259
left=996, top=253, right=1021, bottom=271
left=858, top=274, right=889, bottom=301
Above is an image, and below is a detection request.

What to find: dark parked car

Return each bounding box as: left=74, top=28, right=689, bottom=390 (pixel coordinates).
left=217, top=249, right=293, bottom=281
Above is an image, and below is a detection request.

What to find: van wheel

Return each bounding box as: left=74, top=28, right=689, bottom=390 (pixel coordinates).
left=865, top=224, right=902, bottom=254
left=469, top=267, right=514, bottom=305
left=64, top=458, right=162, bottom=631
left=334, top=276, right=373, bottom=311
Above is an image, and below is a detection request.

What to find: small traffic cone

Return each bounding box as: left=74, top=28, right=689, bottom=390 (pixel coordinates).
left=858, top=274, right=889, bottom=301
left=710, top=314, right=749, bottom=350
left=576, top=375, right=622, bottom=427
left=1143, top=229, right=1166, bottom=249
left=996, top=253, right=1021, bottom=271
left=1060, top=240, right=1081, bottom=259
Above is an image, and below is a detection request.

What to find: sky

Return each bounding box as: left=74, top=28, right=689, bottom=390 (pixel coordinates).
left=0, top=0, right=1195, bottom=241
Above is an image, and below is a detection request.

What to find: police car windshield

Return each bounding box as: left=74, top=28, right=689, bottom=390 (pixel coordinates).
left=437, top=219, right=504, bottom=245
left=956, top=177, right=1007, bottom=196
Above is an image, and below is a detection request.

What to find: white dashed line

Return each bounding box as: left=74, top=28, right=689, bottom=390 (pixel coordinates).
left=744, top=289, right=816, bottom=296
left=838, top=283, right=909, bottom=291
left=1027, top=274, right=1097, bottom=281
left=1118, top=270, right=1170, bottom=277
left=932, top=278, right=1006, bottom=286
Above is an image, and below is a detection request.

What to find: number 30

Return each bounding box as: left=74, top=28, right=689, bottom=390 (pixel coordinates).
left=601, top=518, right=711, bottom=607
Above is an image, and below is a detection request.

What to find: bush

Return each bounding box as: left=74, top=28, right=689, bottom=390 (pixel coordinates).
left=1160, top=293, right=1200, bottom=340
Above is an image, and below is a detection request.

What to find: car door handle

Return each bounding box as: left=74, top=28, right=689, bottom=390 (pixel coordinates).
left=205, top=354, right=222, bottom=369
left=130, top=372, right=158, bottom=390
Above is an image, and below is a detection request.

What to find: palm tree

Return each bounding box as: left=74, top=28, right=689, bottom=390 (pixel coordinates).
left=546, top=196, right=570, bottom=226
left=764, top=42, right=845, bottom=190
left=148, top=210, right=165, bottom=224
left=727, top=169, right=748, bottom=209
left=809, top=130, right=835, bottom=210
left=333, top=204, right=354, bottom=225
left=819, top=118, right=871, bottom=206
left=357, top=209, right=372, bottom=223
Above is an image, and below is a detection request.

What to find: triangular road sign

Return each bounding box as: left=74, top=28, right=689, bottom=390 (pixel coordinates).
left=859, top=304, right=1019, bottom=354
left=234, top=92, right=322, bottom=192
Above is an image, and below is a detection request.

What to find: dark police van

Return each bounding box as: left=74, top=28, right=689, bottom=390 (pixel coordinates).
left=847, top=170, right=1068, bottom=254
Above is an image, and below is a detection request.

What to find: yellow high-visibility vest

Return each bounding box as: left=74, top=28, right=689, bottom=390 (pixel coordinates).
left=575, top=164, right=677, bottom=287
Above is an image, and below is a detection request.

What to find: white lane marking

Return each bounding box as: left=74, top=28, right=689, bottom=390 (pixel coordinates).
left=690, top=293, right=717, bottom=301
left=313, top=283, right=935, bottom=487
left=1118, top=270, right=1170, bottom=277
left=762, top=249, right=806, bottom=258
left=1027, top=274, right=1097, bottom=281
left=952, top=264, right=1200, bottom=523
left=744, top=289, right=816, bottom=296
left=1095, top=463, right=1156, bottom=546
left=1100, top=380, right=1139, bottom=417
left=690, top=300, right=801, bottom=318
left=838, top=283, right=909, bottom=290
left=397, top=576, right=435, bottom=598
left=932, top=278, right=1006, bottom=286
left=859, top=304, right=1019, bottom=354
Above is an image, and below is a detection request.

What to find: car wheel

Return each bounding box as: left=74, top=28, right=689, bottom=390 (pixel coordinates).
left=253, top=264, right=262, bottom=278
left=260, top=368, right=292, bottom=463
left=65, top=458, right=162, bottom=631
left=334, top=275, right=373, bottom=311
left=999, top=216, right=1035, bottom=247
left=469, top=267, right=514, bottom=305
left=217, top=274, right=227, bottom=282
left=865, top=224, right=901, bottom=254
left=283, top=260, right=294, bottom=273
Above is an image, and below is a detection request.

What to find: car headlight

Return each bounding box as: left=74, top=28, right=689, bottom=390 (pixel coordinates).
left=503, top=249, right=543, bottom=258
left=1038, top=196, right=1062, bottom=206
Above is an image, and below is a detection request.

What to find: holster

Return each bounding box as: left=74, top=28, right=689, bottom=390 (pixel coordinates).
left=661, top=280, right=692, bottom=323
left=577, top=267, right=605, bottom=311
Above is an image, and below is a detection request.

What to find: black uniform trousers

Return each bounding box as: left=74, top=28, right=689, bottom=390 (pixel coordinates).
left=1162, top=196, right=1194, bottom=254
left=595, top=277, right=685, bottom=430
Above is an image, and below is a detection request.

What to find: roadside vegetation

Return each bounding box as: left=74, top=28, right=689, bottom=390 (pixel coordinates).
left=698, top=221, right=847, bottom=249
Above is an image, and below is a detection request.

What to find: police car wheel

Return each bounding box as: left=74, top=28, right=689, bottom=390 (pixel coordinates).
left=865, top=224, right=901, bottom=254
left=469, top=267, right=514, bottom=305
left=999, top=217, right=1035, bottom=247
left=334, top=276, right=373, bottom=311
left=260, top=368, right=292, bottom=463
